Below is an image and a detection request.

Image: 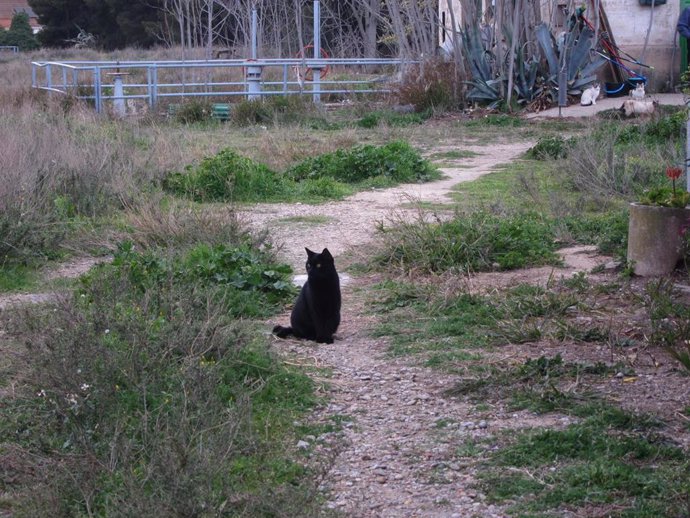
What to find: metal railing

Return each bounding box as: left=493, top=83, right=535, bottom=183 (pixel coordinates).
left=31, top=58, right=410, bottom=114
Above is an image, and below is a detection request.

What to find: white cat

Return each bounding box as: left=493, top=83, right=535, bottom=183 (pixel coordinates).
left=580, top=83, right=600, bottom=106
left=630, top=82, right=645, bottom=100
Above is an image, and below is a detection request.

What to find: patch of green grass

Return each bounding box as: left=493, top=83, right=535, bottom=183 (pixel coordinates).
left=84, top=240, right=296, bottom=318
left=559, top=209, right=629, bottom=257
left=431, top=149, right=481, bottom=160
left=356, top=109, right=432, bottom=128
left=466, top=114, right=524, bottom=128
left=276, top=215, right=333, bottom=225
left=0, top=263, right=37, bottom=292
left=479, top=404, right=688, bottom=517
left=286, top=140, right=440, bottom=186
left=450, top=159, right=551, bottom=209
left=376, top=209, right=560, bottom=274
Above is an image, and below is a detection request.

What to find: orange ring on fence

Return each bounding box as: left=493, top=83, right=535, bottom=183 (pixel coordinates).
left=294, top=44, right=330, bottom=81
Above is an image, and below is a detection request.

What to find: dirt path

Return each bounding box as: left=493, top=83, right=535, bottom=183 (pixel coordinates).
left=244, top=140, right=616, bottom=517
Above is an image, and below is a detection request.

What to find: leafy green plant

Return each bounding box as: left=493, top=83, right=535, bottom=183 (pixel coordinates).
left=639, top=166, right=690, bottom=208
left=164, top=148, right=288, bottom=202
left=89, top=240, right=295, bottom=317
left=526, top=136, right=568, bottom=160
left=286, top=141, right=439, bottom=186
left=164, top=142, right=435, bottom=204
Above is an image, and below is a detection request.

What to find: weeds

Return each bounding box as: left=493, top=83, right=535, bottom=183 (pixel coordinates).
left=643, top=278, right=690, bottom=373
left=165, top=141, right=437, bottom=203
left=0, top=238, right=322, bottom=516
left=375, top=208, right=559, bottom=274
left=479, top=404, right=688, bottom=517
left=286, top=140, right=439, bottom=186
left=525, top=135, right=569, bottom=160
left=356, top=109, right=432, bottom=128
left=393, top=59, right=460, bottom=111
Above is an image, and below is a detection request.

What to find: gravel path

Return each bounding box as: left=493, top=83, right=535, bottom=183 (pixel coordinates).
left=247, top=142, right=535, bottom=517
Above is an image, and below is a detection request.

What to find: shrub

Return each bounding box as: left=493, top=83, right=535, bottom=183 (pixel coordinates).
left=526, top=136, right=569, bottom=160
left=92, top=239, right=295, bottom=317
left=175, top=99, right=212, bottom=124
left=375, top=209, right=559, bottom=273
left=562, top=123, right=681, bottom=199
left=0, top=242, right=319, bottom=515
left=393, top=58, right=459, bottom=111
left=164, top=148, right=289, bottom=202
left=4, top=12, right=40, bottom=51
left=230, top=99, right=272, bottom=126
left=286, top=140, right=439, bottom=185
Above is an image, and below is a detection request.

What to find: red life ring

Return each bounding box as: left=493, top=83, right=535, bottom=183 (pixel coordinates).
left=294, top=44, right=330, bottom=82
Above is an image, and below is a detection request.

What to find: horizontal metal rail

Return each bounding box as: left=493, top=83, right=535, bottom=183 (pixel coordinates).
left=0, top=45, right=19, bottom=53
left=31, top=58, right=412, bottom=114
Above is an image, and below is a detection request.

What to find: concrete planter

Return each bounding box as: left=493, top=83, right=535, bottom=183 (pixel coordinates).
left=627, top=202, right=690, bottom=276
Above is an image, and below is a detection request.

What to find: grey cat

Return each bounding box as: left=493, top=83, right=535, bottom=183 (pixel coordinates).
left=273, top=247, right=341, bottom=344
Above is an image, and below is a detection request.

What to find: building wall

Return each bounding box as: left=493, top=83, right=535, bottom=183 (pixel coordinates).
left=603, top=0, right=679, bottom=90
left=439, top=0, right=681, bottom=91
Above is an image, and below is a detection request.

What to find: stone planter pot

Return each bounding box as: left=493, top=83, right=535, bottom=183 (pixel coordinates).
left=627, top=202, right=690, bottom=276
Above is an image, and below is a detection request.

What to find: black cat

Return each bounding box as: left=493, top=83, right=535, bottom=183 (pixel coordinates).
left=273, top=247, right=341, bottom=344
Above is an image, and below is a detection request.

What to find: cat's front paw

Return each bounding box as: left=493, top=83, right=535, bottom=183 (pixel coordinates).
left=316, top=336, right=334, bottom=344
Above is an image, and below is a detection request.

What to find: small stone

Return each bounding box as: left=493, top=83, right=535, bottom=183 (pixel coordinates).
left=296, top=440, right=310, bottom=450
left=604, top=260, right=621, bottom=270
left=478, top=420, right=488, bottom=429
left=461, top=421, right=475, bottom=429
left=376, top=475, right=387, bottom=484
left=616, top=371, right=624, bottom=378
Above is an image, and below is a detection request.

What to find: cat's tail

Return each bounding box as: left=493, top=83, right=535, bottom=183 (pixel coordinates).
left=272, top=325, right=294, bottom=339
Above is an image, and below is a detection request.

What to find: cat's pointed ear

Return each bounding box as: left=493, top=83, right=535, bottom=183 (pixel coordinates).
left=305, top=247, right=315, bottom=257
left=321, top=248, right=333, bottom=259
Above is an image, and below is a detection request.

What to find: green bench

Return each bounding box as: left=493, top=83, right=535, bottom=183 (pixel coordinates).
left=211, top=103, right=231, bottom=121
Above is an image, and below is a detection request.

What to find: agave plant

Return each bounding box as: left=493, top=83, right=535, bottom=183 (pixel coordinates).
left=535, top=21, right=607, bottom=99
left=461, top=24, right=503, bottom=105
left=461, top=23, right=543, bottom=106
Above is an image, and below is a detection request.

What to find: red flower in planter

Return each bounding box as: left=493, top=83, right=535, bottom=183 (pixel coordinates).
left=666, top=166, right=683, bottom=181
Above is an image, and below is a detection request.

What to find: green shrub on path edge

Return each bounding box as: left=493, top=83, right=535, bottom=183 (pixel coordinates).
left=164, top=141, right=439, bottom=203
